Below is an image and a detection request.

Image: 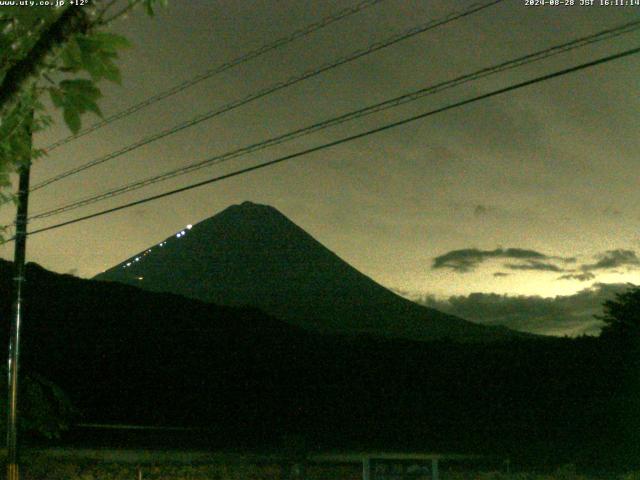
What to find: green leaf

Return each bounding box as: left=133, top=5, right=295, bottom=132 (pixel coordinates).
left=59, top=38, right=83, bottom=72
left=49, top=88, right=64, bottom=108
left=101, top=61, right=122, bottom=84
left=33, top=112, right=53, bottom=133
left=91, top=32, right=132, bottom=52
left=54, top=79, right=103, bottom=133
left=31, top=148, right=47, bottom=161
left=144, top=1, right=155, bottom=16
left=60, top=78, right=98, bottom=94
left=84, top=99, right=102, bottom=117
left=63, top=108, right=81, bottom=134
left=141, top=0, right=167, bottom=17
left=76, top=34, right=124, bottom=83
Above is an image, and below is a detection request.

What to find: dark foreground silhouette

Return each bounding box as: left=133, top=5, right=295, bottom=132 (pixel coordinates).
left=1, top=260, right=638, bottom=470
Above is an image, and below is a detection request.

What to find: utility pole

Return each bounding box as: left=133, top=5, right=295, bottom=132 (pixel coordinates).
left=6, top=110, right=33, bottom=480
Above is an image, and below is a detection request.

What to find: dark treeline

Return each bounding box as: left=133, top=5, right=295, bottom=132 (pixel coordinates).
left=0, top=260, right=638, bottom=470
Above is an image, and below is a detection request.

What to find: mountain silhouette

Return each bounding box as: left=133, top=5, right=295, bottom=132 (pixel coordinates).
left=95, top=201, right=517, bottom=341
left=2, top=260, right=619, bottom=461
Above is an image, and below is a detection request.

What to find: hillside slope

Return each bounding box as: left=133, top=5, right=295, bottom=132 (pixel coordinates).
left=95, top=201, right=518, bottom=341
left=0, top=260, right=628, bottom=462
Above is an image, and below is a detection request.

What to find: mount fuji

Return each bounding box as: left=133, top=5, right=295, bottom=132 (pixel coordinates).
left=95, top=201, right=518, bottom=341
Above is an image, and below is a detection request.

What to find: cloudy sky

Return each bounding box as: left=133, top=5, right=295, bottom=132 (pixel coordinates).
left=1, top=0, right=639, bottom=336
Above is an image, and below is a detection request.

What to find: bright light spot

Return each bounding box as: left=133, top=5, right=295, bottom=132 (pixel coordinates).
left=181, top=230, right=186, bottom=235
left=135, top=257, right=140, bottom=261
left=126, top=262, right=131, bottom=266
left=187, top=224, right=192, bottom=229
left=137, top=276, right=144, bottom=281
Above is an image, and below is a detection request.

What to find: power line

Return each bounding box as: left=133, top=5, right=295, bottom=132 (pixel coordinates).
left=17, top=45, right=640, bottom=240
left=29, top=19, right=640, bottom=220
left=42, top=0, right=385, bottom=153
left=26, top=19, right=640, bottom=222
left=30, top=0, right=504, bottom=192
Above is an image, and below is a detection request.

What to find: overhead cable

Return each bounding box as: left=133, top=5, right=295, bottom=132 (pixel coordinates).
left=17, top=45, right=639, bottom=240
left=27, top=19, right=640, bottom=222
left=42, top=0, right=386, bottom=152
left=31, top=0, right=505, bottom=191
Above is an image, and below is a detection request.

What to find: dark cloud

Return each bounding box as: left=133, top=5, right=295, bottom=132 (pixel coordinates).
left=581, top=249, right=640, bottom=272
left=432, top=248, right=548, bottom=273
left=558, top=272, right=596, bottom=282
left=433, top=247, right=640, bottom=277
left=502, top=248, right=548, bottom=259
left=414, top=283, right=632, bottom=337
left=504, top=260, right=565, bottom=272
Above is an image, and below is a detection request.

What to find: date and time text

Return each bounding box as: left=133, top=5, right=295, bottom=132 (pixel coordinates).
left=525, top=0, right=639, bottom=6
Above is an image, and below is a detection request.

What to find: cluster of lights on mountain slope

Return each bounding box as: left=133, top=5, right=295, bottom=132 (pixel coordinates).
left=121, top=224, right=193, bottom=269
left=175, top=224, right=193, bottom=238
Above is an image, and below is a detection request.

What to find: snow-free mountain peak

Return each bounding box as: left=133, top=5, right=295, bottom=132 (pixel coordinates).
left=95, top=202, right=520, bottom=341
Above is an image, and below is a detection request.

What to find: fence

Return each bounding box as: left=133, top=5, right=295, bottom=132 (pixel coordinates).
left=3, top=448, right=487, bottom=480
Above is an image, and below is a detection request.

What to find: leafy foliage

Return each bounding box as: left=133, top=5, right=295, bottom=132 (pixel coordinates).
left=0, top=1, right=165, bottom=217
left=597, top=284, right=640, bottom=342
left=142, top=0, right=168, bottom=17
left=0, top=368, right=77, bottom=439
left=61, top=32, right=131, bottom=83
left=50, top=78, right=102, bottom=133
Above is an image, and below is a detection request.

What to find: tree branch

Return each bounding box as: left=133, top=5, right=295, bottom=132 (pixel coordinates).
left=0, top=6, right=92, bottom=118
left=95, top=0, right=122, bottom=24
left=99, top=0, right=139, bottom=26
